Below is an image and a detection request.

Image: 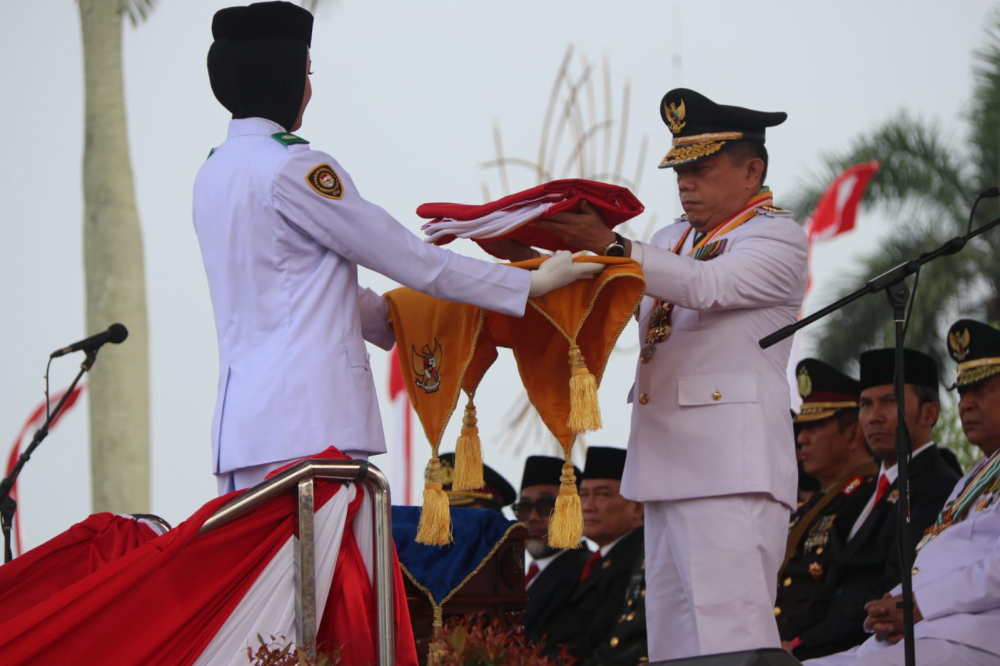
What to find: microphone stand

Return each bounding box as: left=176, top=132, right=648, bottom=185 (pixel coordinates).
left=0, top=349, right=98, bottom=564
left=760, top=212, right=1000, bottom=666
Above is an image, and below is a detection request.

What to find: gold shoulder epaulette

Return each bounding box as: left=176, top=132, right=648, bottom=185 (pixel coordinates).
left=756, top=204, right=792, bottom=217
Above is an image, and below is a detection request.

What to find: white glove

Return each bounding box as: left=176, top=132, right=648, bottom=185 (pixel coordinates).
left=528, top=250, right=603, bottom=297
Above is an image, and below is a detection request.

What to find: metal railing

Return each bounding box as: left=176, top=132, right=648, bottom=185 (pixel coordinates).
left=199, top=459, right=395, bottom=666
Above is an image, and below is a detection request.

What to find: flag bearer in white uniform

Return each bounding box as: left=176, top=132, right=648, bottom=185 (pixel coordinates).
left=527, top=88, right=810, bottom=660
left=194, top=2, right=598, bottom=495
left=806, top=318, right=1000, bottom=665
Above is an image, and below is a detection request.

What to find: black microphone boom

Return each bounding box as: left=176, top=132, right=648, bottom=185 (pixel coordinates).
left=50, top=323, right=129, bottom=358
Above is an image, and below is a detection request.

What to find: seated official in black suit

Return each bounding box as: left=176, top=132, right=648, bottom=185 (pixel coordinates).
left=777, top=359, right=878, bottom=651
left=515, top=455, right=591, bottom=654
left=546, top=446, right=645, bottom=660
left=790, top=349, right=960, bottom=660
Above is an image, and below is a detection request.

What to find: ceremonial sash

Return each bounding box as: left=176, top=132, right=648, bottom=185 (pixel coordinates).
left=917, top=450, right=1000, bottom=551
left=641, top=191, right=774, bottom=362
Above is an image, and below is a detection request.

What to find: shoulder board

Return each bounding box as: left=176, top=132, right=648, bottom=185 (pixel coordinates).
left=755, top=204, right=793, bottom=217
left=841, top=476, right=863, bottom=496
left=271, top=132, right=309, bottom=146
left=206, top=148, right=216, bottom=160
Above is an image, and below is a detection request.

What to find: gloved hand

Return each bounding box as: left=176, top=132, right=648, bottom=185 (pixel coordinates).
left=528, top=250, right=603, bottom=297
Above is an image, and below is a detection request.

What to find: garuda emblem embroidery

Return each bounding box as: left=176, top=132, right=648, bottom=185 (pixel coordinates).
left=412, top=338, right=443, bottom=393
left=664, top=99, right=687, bottom=134
left=797, top=367, right=813, bottom=399
left=949, top=328, right=971, bottom=361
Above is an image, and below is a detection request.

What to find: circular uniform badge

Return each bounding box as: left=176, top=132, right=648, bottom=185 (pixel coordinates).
left=306, top=163, right=344, bottom=200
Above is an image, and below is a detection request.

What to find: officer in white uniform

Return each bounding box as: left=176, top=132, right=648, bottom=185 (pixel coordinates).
left=195, top=2, right=598, bottom=494
left=530, top=88, right=809, bottom=660
left=805, top=318, right=1000, bottom=665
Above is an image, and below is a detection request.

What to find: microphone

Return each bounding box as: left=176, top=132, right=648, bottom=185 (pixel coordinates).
left=979, top=185, right=1000, bottom=198
left=50, top=324, right=129, bottom=358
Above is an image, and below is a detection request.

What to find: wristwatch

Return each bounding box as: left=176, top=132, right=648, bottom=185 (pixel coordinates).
left=602, top=232, right=626, bottom=257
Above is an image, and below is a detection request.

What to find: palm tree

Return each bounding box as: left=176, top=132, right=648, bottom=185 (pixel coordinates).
left=787, top=19, right=1000, bottom=375
left=77, top=0, right=155, bottom=514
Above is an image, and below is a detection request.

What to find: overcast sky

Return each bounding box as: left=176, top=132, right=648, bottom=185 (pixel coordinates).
left=1, top=0, right=995, bottom=549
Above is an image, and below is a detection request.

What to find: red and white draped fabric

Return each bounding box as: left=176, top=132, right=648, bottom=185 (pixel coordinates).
left=388, top=345, right=414, bottom=506
left=6, top=385, right=86, bottom=557
left=0, top=448, right=418, bottom=666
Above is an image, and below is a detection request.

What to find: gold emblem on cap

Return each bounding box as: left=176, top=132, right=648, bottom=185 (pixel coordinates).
left=949, top=328, right=971, bottom=361
left=664, top=99, right=687, bottom=134
left=797, top=367, right=813, bottom=399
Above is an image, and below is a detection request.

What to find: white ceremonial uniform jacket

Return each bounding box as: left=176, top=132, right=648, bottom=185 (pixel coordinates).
left=193, top=118, right=531, bottom=474
left=621, top=208, right=808, bottom=508
left=896, top=453, right=1000, bottom=657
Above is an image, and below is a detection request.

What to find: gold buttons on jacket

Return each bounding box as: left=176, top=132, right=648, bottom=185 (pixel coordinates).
left=610, top=636, right=620, bottom=648
left=712, top=391, right=722, bottom=401
left=639, top=393, right=650, bottom=405
left=912, top=567, right=919, bottom=576
left=627, top=612, right=636, bottom=621
left=783, top=577, right=792, bottom=587
left=774, top=606, right=782, bottom=617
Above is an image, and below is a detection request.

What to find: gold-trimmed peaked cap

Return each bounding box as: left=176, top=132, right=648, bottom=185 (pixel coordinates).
left=658, top=88, right=787, bottom=169
left=946, top=318, right=1000, bottom=389
left=794, top=358, right=860, bottom=423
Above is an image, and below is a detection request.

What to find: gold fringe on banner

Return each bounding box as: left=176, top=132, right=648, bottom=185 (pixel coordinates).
left=547, top=457, right=583, bottom=548
left=567, top=344, right=602, bottom=433
left=416, top=455, right=453, bottom=546
left=451, top=394, right=485, bottom=491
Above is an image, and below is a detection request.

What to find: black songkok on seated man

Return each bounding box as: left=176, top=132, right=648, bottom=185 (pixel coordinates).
left=208, top=1, right=313, bottom=131
left=582, top=446, right=627, bottom=481
left=859, top=348, right=939, bottom=396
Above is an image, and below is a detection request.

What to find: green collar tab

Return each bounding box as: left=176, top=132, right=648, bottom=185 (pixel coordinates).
left=271, top=132, right=309, bottom=146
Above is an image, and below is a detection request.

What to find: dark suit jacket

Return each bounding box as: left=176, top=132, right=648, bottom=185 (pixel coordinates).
left=795, top=445, right=961, bottom=660
left=581, top=552, right=648, bottom=666
left=545, top=526, right=645, bottom=658
left=525, top=545, right=592, bottom=653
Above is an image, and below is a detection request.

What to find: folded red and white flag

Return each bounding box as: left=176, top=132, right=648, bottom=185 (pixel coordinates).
left=417, top=179, right=644, bottom=257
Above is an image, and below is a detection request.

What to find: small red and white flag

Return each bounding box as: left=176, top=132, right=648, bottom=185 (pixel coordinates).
left=805, top=160, right=880, bottom=243
left=6, top=385, right=86, bottom=556
left=387, top=346, right=414, bottom=506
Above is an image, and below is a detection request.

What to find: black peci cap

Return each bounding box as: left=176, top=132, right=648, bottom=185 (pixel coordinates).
left=794, top=358, right=860, bottom=423
left=520, top=455, right=581, bottom=491
left=946, top=319, right=1000, bottom=389
left=859, top=348, right=938, bottom=396
left=581, top=446, right=627, bottom=481
left=658, top=88, right=786, bottom=169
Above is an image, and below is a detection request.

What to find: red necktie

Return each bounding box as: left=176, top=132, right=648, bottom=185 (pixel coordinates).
left=873, top=473, right=891, bottom=505
left=580, top=551, right=602, bottom=583
left=525, top=562, right=540, bottom=586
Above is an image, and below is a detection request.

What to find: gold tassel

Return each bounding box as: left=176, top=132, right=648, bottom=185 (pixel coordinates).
left=427, top=605, right=448, bottom=666
left=452, top=395, right=485, bottom=491
left=568, top=344, right=602, bottom=433
left=547, top=459, right=583, bottom=549
left=416, top=456, right=453, bottom=545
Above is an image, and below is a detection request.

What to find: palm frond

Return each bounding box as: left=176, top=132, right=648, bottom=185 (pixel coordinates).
left=784, top=115, right=972, bottom=229
left=812, top=222, right=989, bottom=379
left=125, top=0, right=158, bottom=27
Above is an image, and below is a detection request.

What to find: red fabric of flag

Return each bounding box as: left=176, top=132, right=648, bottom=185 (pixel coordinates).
left=806, top=161, right=880, bottom=242
left=417, top=178, right=644, bottom=257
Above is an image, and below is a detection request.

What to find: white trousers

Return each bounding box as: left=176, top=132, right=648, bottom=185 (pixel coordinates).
left=805, top=638, right=1000, bottom=666
left=644, top=493, right=789, bottom=661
